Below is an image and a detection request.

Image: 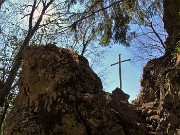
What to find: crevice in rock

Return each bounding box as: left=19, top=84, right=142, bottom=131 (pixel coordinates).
left=75, top=99, right=92, bottom=135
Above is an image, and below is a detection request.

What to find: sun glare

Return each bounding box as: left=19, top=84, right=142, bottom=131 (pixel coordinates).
left=25, top=1, right=55, bottom=23
left=34, top=3, right=55, bottom=21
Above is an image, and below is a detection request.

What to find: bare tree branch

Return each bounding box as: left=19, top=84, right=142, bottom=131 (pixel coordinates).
left=149, top=22, right=166, bottom=49
left=29, top=0, right=37, bottom=33
left=57, top=0, right=123, bottom=35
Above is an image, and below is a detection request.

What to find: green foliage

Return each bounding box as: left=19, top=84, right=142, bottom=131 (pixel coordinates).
left=99, top=19, right=112, bottom=45
left=172, top=33, right=180, bottom=58
left=175, top=46, right=180, bottom=53
left=66, top=0, right=139, bottom=46
left=113, top=13, right=130, bottom=45
left=66, top=0, right=165, bottom=50
left=174, top=43, right=180, bottom=54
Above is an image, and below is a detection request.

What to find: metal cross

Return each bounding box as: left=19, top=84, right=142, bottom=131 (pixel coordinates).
left=110, top=54, right=131, bottom=90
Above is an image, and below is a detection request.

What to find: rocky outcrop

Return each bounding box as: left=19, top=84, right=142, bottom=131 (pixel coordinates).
left=133, top=1, right=180, bottom=134
left=4, top=45, right=147, bottom=135
left=133, top=54, right=180, bottom=135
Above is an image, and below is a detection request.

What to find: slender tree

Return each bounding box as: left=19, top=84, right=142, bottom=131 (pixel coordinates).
left=0, top=0, right=55, bottom=106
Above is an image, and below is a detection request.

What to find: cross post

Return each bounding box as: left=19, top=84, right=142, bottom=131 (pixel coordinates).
left=110, top=54, right=131, bottom=90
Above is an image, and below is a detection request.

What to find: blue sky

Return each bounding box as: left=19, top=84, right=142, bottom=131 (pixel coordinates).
left=101, top=44, right=143, bottom=102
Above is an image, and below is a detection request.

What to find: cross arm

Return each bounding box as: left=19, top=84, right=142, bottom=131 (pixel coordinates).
left=110, top=59, right=131, bottom=66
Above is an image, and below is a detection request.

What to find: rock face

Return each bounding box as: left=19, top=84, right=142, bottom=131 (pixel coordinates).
left=133, top=1, right=180, bottom=134
left=4, top=45, right=147, bottom=135
left=133, top=55, right=180, bottom=135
